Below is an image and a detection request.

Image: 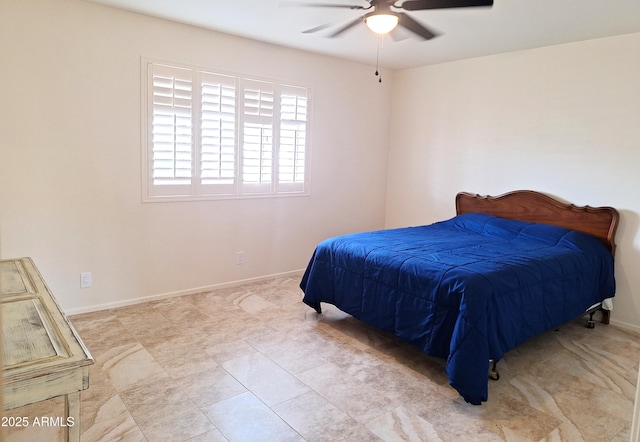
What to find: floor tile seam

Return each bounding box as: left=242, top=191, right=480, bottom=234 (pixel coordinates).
left=193, top=388, right=249, bottom=419
left=138, top=346, right=229, bottom=418
left=292, top=355, right=448, bottom=428
left=103, top=311, right=159, bottom=341
left=612, top=424, right=632, bottom=441
left=111, top=295, right=207, bottom=326
left=219, top=346, right=312, bottom=401
left=78, top=313, right=138, bottom=344
left=268, top=391, right=353, bottom=441
left=202, top=390, right=308, bottom=442
left=265, top=391, right=316, bottom=441
left=563, top=337, right=640, bottom=383
left=92, top=343, right=148, bottom=396
left=148, top=302, right=201, bottom=325
left=108, top=336, right=223, bottom=434
left=118, top=373, right=223, bottom=442
left=242, top=334, right=331, bottom=377
left=107, top=391, right=151, bottom=442
left=79, top=392, right=148, bottom=441
left=209, top=347, right=314, bottom=438
left=183, top=294, right=250, bottom=321
left=539, top=345, right=637, bottom=398
left=112, top=284, right=396, bottom=424
left=290, top=376, right=392, bottom=428
left=175, top=356, right=251, bottom=410
left=362, top=403, right=446, bottom=441
left=291, top=360, right=391, bottom=422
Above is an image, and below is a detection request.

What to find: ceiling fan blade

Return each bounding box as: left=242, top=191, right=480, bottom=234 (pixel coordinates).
left=302, top=23, right=333, bottom=33
left=400, top=0, right=493, bottom=11
left=397, top=12, right=438, bottom=40
left=329, top=14, right=366, bottom=37
left=280, top=1, right=367, bottom=9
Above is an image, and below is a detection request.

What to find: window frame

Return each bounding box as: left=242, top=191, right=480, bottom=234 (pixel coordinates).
left=141, top=58, right=312, bottom=202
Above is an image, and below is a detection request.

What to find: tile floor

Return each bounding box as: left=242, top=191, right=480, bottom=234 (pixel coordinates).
left=3, top=273, right=639, bottom=441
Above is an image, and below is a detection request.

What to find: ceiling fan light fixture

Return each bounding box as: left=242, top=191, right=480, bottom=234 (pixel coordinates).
left=365, top=13, right=399, bottom=35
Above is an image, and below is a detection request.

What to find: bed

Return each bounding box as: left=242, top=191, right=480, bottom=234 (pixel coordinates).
left=300, top=190, right=619, bottom=405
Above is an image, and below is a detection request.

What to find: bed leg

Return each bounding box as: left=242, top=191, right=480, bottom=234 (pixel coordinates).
left=585, top=305, right=610, bottom=328
left=489, top=359, right=500, bottom=381
left=305, top=301, right=322, bottom=314
left=586, top=311, right=596, bottom=329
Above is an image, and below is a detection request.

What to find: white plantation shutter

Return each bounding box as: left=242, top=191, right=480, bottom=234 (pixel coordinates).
left=200, top=72, right=237, bottom=195
left=278, top=85, right=308, bottom=193
left=148, top=64, right=194, bottom=197
left=143, top=59, right=310, bottom=201
left=241, top=79, right=275, bottom=194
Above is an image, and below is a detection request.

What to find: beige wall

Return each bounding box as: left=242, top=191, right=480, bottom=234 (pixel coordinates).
left=0, top=0, right=392, bottom=312
left=387, top=33, right=640, bottom=331
left=2, top=0, right=639, bottom=332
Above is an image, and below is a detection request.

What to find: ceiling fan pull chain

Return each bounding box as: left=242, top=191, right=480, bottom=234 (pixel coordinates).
left=375, top=36, right=382, bottom=83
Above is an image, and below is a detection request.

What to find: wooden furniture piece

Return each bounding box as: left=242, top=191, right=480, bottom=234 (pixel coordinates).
left=456, top=190, right=620, bottom=324
left=1, top=257, right=93, bottom=442
left=301, top=190, right=619, bottom=404
left=455, top=190, right=619, bottom=254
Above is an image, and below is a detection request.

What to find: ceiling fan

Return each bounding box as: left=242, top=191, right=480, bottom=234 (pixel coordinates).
left=291, top=0, right=494, bottom=40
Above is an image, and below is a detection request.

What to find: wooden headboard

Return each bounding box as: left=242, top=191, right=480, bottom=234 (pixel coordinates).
left=456, top=190, right=620, bottom=254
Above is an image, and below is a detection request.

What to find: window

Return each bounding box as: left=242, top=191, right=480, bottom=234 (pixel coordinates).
left=142, top=60, right=310, bottom=201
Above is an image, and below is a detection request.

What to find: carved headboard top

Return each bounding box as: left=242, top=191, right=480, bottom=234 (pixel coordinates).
left=455, top=190, right=619, bottom=254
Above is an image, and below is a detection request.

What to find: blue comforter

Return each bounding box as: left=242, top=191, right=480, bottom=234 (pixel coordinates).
left=300, top=213, right=615, bottom=404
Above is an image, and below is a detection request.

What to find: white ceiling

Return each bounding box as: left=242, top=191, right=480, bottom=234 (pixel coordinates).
left=84, top=0, right=640, bottom=69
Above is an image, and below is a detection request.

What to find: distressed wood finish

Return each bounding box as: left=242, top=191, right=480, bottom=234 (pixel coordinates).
left=1, top=257, right=93, bottom=442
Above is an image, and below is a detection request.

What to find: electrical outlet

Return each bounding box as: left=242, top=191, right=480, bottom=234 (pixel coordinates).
left=236, top=251, right=244, bottom=265
left=80, top=272, right=92, bottom=288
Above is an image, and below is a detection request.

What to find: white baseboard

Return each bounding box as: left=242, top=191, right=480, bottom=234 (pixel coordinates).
left=610, top=318, right=640, bottom=334
left=66, top=269, right=305, bottom=316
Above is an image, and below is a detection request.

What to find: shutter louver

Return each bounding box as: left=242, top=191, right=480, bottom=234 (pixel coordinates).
left=278, top=86, right=308, bottom=192
left=243, top=123, right=273, bottom=185
left=151, top=67, right=193, bottom=188
left=144, top=60, right=310, bottom=200
left=279, top=86, right=308, bottom=192
left=242, top=80, right=275, bottom=190
left=201, top=73, right=236, bottom=190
